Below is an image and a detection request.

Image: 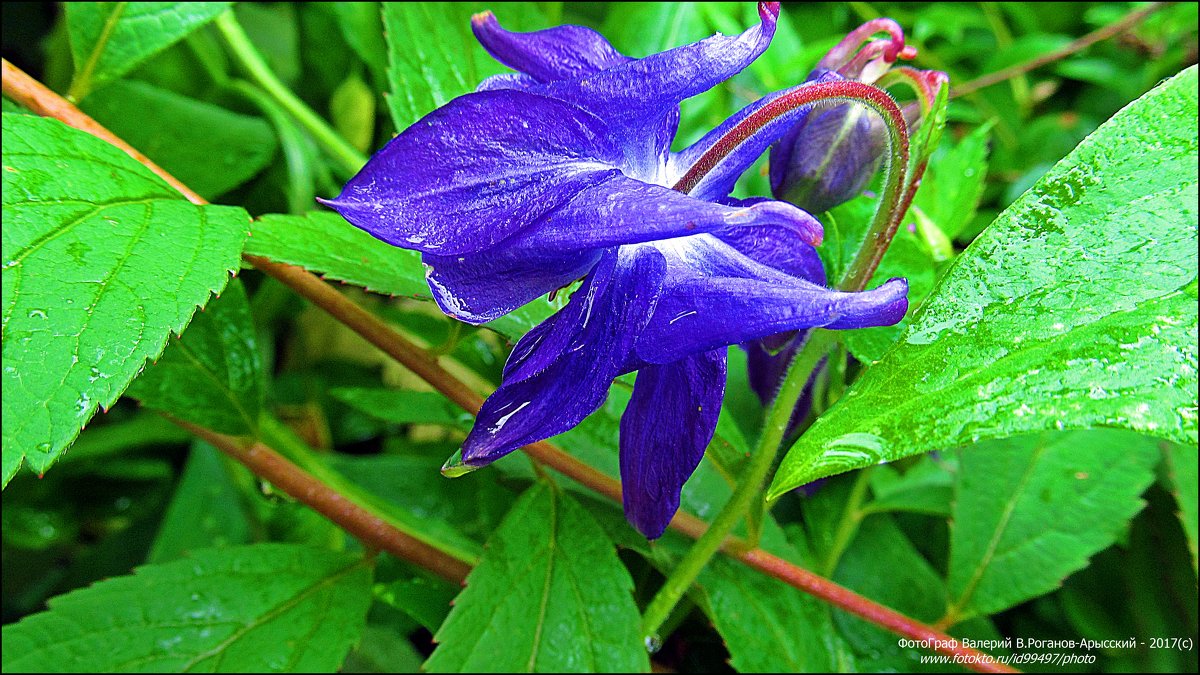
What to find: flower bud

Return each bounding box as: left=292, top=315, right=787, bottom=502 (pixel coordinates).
left=769, top=20, right=920, bottom=213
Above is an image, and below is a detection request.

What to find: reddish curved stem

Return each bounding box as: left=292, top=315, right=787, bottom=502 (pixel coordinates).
left=672, top=79, right=909, bottom=198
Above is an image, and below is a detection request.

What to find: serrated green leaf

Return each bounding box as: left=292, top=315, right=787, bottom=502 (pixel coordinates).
left=525, top=380, right=851, bottom=671
left=79, top=80, right=277, bottom=200
left=913, top=121, right=994, bottom=240
left=127, top=279, right=263, bottom=435
left=1161, top=442, right=1199, bottom=573
left=1, top=544, right=373, bottom=672
left=247, top=211, right=559, bottom=340
left=693, top=545, right=850, bottom=672
left=771, top=67, right=1199, bottom=496
left=425, top=482, right=648, bottom=673
left=383, top=3, right=547, bottom=132
left=66, top=2, right=232, bottom=98
left=147, top=442, right=253, bottom=563
left=1, top=114, right=249, bottom=486
left=945, top=430, right=1160, bottom=621
left=249, top=212, right=427, bottom=298
left=831, top=514, right=1004, bottom=672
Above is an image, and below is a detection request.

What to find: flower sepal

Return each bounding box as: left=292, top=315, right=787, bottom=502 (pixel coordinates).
left=441, top=449, right=481, bottom=478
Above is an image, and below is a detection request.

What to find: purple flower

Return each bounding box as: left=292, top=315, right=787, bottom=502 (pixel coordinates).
left=323, top=3, right=908, bottom=538
left=770, top=19, right=919, bottom=214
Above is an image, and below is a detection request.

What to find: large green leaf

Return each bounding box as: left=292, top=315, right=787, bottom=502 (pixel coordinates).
left=127, top=279, right=263, bottom=435
left=80, top=80, right=277, bottom=200
left=771, top=66, right=1199, bottom=496
left=248, top=212, right=426, bottom=297
left=66, top=2, right=233, bottom=98
left=424, top=481, right=648, bottom=673
left=691, top=540, right=851, bottom=672
left=514, top=378, right=851, bottom=672
left=944, top=430, right=1160, bottom=622
left=1, top=114, right=249, bottom=486
left=1, top=544, right=373, bottom=672
left=247, top=211, right=558, bottom=340
left=382, top=3, right=547, bottom=132
left=831, top=514, right=1004, bottom=672
left=147, top=442, right=254, bottom=563
left=1162, top=441, right=1199, bottom=573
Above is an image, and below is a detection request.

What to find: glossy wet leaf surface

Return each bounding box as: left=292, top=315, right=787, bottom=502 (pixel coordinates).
left=66, top=2, right=232, bottom=97
left=424, top=481, right=648, bottom=673
left=1, top=114, right=248, bottom=486
left=945, top=430, right=1161, bottom=621
left=127, top=279, right=263, bottom=435
left=1, top=544, right=373, bottom=672
left=772, top=66, right=1199, bottom=496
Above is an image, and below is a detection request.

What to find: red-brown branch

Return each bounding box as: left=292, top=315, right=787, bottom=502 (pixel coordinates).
left=174, top=419, right=472, bottom=583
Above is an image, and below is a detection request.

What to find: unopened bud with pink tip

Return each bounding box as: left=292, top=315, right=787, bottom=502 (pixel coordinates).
left=769, top=19, right=943, bottom=214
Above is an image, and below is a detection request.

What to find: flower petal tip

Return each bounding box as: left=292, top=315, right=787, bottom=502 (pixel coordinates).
left=470, top=10, right=495, bottom=27
left=440, top=449, right=482, bottom=478
left=629, top=513, right=670, bottom=540
left=758, top=2, right=781, bottom=21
